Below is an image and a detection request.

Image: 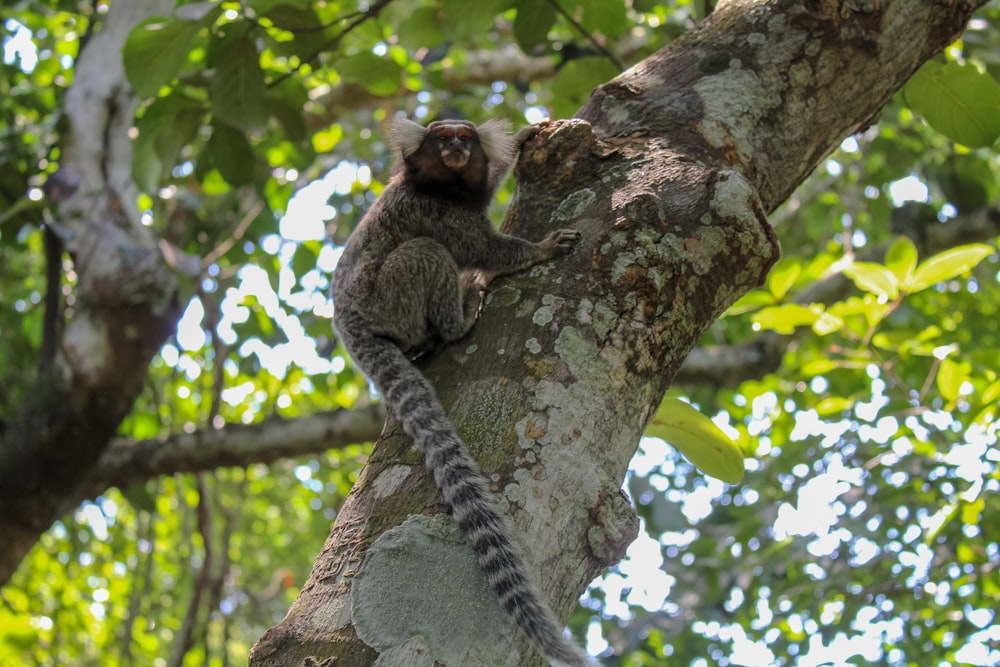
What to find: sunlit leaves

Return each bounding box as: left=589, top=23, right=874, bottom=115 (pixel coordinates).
left=842, top=261, right=899, bottom=300
left=904, top=61, right=1000, bottom=148
left=935, top=357, right=969, bottom=403
left=647, top=398, right=745, bottom=483
left=767, top=259, right=801, bottom=300
left=842, top=241, right=992, bottom=300
left=907, top=243, right=994, bottom=292
left=753, top=303, right=844, bottom=336
left=884, top=235, right=917, bottom=285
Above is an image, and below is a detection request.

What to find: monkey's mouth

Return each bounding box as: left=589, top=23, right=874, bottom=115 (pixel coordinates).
left=441, top=149, right=470, bottom=170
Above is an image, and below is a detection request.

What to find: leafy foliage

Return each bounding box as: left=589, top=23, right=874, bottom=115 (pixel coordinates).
left=1, top=1, right=998, bottom=666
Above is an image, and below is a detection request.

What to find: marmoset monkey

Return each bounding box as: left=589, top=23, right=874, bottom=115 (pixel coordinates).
left=331, top=117, right=595, bottom=667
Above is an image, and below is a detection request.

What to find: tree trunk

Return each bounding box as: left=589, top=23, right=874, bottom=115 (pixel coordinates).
left=252, top=1, right=985, bottom=665
left=0, top=0, right=180, bottom=585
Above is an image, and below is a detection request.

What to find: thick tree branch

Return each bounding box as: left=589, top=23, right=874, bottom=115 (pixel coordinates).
left=580, top=0, right=986, bottom=212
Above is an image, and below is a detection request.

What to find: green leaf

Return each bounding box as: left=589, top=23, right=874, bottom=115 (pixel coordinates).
left=291, top=241, right=319, bottom=278
left=767, top=259, right=801, bottom=300
left=646, top=398, right=744, bottom=484
left=982, top=380, right=1000, bottom=408
left=337, top=53, right=403, bottom=97
left=816, top=397, right=853, bottom=416
left=132, top=93, right=205, bottom=192
left=397, top=7, right=448, bottom=51
left=936, top=358, right=966, bottom=402
left=885, top=236, right=917, bottom=286
left=209, top=31, right=268, bottom=132
left=801, top=359, right=839, bottom=375
left=904, top=62, right=1000, bottom=148
left=753, top=303, right=818, bottom=334
left=207, top=122, right=256, bottom=186
left=923, top=154, right=996, bottom=211
left=907, top=243, right=993, bottom=292
left=811, top=309, right=845, bottom=336
left=514, top=0, right=556, bottom=51
left=0, top=608, right=39, bottom=649
left=577, top=0, right=630, bottom=40
left=440, top=0, right=509, bottom=40
left=267, top=78, right=310, bottom=143
left=263, top=4, right=327, bottom=56
left=123, top=17, right=200, bottom=99
left=842, top=261, right=899, bottom=299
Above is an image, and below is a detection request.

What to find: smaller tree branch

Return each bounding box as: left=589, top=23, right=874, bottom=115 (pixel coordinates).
left=69, top=406, right=385, bottom=510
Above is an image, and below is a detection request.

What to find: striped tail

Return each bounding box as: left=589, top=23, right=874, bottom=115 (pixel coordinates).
left=336, top=310, right=597, bottom=667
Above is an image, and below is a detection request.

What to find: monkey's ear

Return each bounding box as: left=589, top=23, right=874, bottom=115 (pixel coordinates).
left=389, top=117, right=427, bottom=158
left=476, top=119, right=516, bottom=167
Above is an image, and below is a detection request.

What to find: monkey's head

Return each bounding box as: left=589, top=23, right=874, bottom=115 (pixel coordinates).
left=389, top=117, right=515, bottom=205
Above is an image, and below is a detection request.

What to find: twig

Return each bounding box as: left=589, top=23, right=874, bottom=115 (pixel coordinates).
left=545, top=0, right=625, bottom=71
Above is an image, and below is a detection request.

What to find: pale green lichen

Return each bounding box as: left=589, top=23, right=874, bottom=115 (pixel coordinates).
left=551, top=189, right=596, bottom=223
left=371, top=464, right=414, bottom=499
left=351, top=515, right=515, bottom=665
left=600, top=94, right=643, bottom=127
left=789, top=61, right=812, bottom=87
left=532, top=304, right=555, bottom=326
left=484, top=285, right=522, bottom=308
left=695, top=68, right=782, bottom=157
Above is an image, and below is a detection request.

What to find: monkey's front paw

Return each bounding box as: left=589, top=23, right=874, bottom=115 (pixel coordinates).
left=542, top=229, right=582, bottom=257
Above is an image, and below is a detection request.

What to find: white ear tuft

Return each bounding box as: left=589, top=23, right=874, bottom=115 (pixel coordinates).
left=476, top=119, right=516, bottom=168
left=389, top=116, right=427, bottom=158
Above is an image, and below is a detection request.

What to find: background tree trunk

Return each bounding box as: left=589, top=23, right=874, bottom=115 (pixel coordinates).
left=0, top=0, right=179, bottom=585
left=251, top=1, right=984, bottom=665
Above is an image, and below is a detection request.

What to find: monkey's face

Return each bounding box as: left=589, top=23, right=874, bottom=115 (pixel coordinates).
left=434, top=124, right=476, bottom=171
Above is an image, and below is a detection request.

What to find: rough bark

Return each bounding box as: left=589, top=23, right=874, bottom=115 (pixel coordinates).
left=0, top=0, right=180, bottom=584
left=252, top=1, right=986, bottom=666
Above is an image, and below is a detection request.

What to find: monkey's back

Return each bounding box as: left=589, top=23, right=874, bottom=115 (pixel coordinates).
left=332, top=177, right=493, bottom=315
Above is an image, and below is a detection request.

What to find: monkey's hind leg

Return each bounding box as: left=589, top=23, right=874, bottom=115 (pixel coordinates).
left=373, top=238, right=473, bottom=353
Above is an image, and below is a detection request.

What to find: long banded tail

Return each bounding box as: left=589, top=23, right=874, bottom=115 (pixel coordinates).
left=335, top=310, right=597, bottom=666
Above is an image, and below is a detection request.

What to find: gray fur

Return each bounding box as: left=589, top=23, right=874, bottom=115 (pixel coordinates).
left=331, top=118, right=595, bottom=666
